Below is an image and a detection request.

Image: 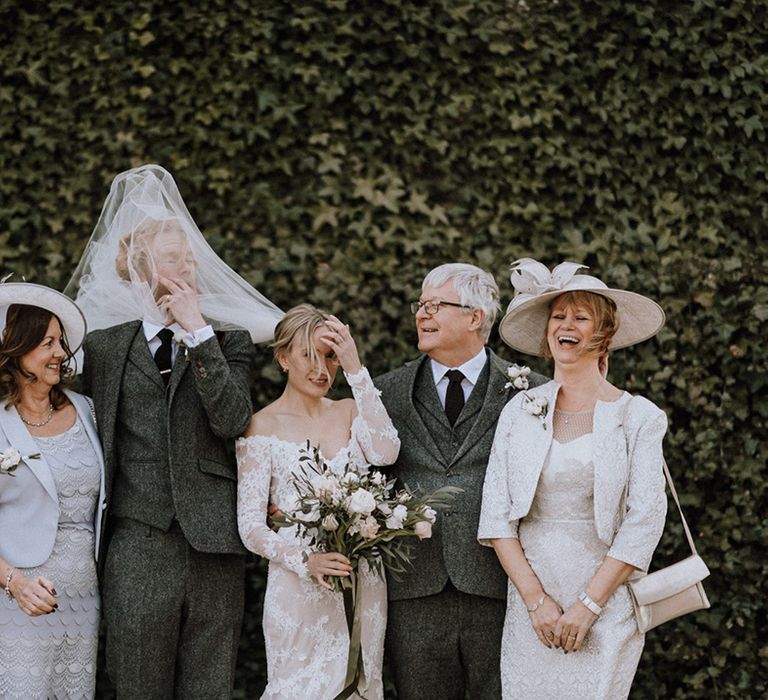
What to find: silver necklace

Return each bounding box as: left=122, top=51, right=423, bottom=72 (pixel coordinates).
left=19, top=403, right=55, bottom=427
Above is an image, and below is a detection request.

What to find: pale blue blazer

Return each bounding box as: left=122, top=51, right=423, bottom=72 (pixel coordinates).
left=0, top=389, right=106, bottom=568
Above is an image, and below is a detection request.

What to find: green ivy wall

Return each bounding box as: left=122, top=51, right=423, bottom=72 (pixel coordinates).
left=1, top=0, right=766, bottom=697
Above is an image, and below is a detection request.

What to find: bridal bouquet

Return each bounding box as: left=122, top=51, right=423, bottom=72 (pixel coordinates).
left=277, top=443, right=460, bottom=592
left=276, top=443, right=460, bottom=700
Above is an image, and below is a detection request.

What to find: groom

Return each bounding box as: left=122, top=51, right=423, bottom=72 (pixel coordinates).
left=376, top=263, right=546, bottom=699
left=81, top=223, right=254, bottom=698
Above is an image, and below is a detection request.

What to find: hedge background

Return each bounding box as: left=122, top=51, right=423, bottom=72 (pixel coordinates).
left=2, top=0, right=766, bottom=697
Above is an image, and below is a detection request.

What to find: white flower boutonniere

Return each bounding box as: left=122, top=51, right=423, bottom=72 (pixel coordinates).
left=0, top=447, right=40, bottom=477
left=500, top=364, right=549, bottom=429
left=503, top=363, right=531, bottom=391
left=173, top=331, right=189, bottom=359
left=522, top=395, right=549, bottom=429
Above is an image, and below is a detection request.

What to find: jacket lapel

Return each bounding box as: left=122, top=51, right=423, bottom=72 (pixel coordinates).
left=128, top=328, right=166, bottom=389
left=97, top=322, right=142, bottom=484
left=0, top=405, right=57, bottom=504
left=167, top=347, right=190, bottom=405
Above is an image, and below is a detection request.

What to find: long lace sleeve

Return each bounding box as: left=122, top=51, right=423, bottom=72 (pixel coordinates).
left=346, top=367, right=400, bottom=466
left=478, top=403, right=520, bottom=545
left=607, top=405, right=668, bottom=572
left=236, top=436, right=309, bottom=576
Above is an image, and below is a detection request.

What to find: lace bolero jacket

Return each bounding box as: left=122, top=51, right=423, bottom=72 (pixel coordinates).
left=235, top=367, right=400, bottom=576
left=478, top=380, right=668, bottom=572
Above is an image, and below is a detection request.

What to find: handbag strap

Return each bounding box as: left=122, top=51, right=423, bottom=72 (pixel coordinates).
left=623, top=396, right=699, bottom=557
left=661, top=459, right=699, bottom=556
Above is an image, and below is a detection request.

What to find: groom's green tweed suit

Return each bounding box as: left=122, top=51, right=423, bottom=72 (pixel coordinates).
left=82, top=321, right=253, bottom=699
left=375, top=349, right=546, bottom=699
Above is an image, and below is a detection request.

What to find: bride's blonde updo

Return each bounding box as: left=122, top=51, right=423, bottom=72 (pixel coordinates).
left=271, top=303, right=334, bottom=380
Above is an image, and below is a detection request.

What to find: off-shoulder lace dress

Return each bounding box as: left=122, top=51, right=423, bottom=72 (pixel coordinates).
left=236, top=368, right=400, bottom=700
left=0, top=417, right=101, bottom=700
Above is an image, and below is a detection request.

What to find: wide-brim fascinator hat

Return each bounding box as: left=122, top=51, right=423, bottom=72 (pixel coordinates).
left=499, top=258, right=665, bottom=356
left=0, top=282, right=87, bottom=352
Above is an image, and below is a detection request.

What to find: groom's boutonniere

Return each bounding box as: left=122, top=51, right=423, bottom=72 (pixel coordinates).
left=173, top=331, right=190, bottom=360
left=0, top=447, right=40, bottom=477
left=500, top=364, right=548, bottom=429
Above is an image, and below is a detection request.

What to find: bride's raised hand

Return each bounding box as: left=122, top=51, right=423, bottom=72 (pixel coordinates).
left=307, top=552, right=353, bottom=590
left=320, top=316, right=362, bottom=375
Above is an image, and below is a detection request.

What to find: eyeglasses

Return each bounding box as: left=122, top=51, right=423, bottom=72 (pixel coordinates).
left=410, top=300, right=471, bottom=315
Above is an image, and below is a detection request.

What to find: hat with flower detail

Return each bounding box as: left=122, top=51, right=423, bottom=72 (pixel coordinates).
left=498, top=258, right=665, bottom=356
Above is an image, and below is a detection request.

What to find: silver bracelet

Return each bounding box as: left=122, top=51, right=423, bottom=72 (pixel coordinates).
left=4, top=568, right=14, bottom=601
left=526, top=594, right=548, bottom=613
left=578, top=591, right=603, bottom=616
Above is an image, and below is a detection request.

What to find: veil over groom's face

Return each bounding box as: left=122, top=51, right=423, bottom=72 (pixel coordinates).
left=116, top=218, right=198, bottom=301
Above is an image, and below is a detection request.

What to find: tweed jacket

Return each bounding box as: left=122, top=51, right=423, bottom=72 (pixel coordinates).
left=478, top=380, right=668, bottom=573
left=0, top=390, right=106, bottom=568
left=375, top=349, right=547, bottom=601
left=82, top=321, right=254, bottom=558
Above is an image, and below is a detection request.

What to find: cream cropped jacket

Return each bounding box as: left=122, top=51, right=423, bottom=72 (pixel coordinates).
left=478, top=380, right=668, bottom=572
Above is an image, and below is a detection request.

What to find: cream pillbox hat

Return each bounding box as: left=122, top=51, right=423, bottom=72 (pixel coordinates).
left=498, top=258, right=665, bottom=356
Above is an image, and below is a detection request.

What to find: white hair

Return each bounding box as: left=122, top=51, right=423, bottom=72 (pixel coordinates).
left=422, top=263, right=500, bottom=341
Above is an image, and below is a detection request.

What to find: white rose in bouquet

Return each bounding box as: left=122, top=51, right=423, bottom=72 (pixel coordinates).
left=359, top=515, right=380, bottom=540
left=377, top=502, right=392, bottom=516
left=341, top=472, right=360, bottom=488
left=347, top=488, right=377, bottom=516
left=322, top=513, right=340, bottom=531
left=421, top=506, right=437, bottom=524
left=384, top=504, right=408, bottom=530
left=414, top=520, right=433, bottom=540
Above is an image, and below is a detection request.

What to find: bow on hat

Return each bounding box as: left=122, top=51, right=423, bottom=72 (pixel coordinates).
left=510, top=258, right=588, bottom=300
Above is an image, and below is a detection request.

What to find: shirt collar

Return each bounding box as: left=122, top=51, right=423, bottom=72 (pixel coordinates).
left=142, top=318, right=183, bottom=342
left=430, top=347, right=487, bottom=386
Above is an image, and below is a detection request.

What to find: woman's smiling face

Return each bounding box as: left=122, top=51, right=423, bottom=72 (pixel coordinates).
left=546, top=299, right=597, bottom=364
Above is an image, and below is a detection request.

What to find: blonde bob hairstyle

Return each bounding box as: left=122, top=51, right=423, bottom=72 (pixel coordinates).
left=541, top=290, right=619, bottom=359
left=271, top=303, right=336, bottom=381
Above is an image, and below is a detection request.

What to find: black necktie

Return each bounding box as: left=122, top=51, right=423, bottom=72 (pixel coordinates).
left=444, top=369, right=465, bottom=426
left=154, top=328, right=174, bottom=385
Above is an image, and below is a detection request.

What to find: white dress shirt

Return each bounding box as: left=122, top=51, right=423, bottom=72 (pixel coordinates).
left=143, top=319, right=215, bottom=364
left=430, top=347, right=488, bottom=408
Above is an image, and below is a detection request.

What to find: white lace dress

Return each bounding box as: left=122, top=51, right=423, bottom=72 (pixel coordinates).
left=479, top=386, right=668, bottom=700
left=236, top=368, right=400, bottom=700
left=501, top=434, right=643, bottom=699
left=0, top=418, right=101, bottom=700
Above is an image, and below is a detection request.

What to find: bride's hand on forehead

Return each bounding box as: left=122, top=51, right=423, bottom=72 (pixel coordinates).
left=319, top=315, right=362, bottom=375
left=158, top=276, right=206, bottom=332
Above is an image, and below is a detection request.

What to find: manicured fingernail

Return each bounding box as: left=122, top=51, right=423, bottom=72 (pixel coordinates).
left=52, top=589, right=57, bottom=595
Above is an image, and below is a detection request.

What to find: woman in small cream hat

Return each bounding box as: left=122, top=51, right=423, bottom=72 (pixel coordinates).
left=0, top=282, right=106, bottom=700
left=478, top=258, right=668, bottom=699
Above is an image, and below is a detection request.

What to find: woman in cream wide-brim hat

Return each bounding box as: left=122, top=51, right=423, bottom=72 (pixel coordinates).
left=478, top=258, right=669, bottom=700
left=0, top=282, right=105, bottom=700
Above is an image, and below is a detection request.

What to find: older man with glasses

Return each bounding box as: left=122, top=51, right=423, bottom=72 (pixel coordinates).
left=375, top=263, right=547, bottom=700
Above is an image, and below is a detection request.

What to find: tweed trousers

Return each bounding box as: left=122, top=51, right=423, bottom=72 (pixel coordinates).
left=103, top=518, right=245, bottom=700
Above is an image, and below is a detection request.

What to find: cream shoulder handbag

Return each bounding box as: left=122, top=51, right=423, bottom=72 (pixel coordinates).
left=626, top=459, right=711, bottom=633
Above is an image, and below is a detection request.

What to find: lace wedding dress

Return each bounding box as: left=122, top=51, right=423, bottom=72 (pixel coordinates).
left=236, top=368, right=400, bottom=700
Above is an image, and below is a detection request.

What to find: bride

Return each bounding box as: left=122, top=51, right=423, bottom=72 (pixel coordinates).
left=236, top=303, right=400, bottom=699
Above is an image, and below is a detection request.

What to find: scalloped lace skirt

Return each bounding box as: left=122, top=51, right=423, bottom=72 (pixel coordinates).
left=0, top=527, right=99, bottom=700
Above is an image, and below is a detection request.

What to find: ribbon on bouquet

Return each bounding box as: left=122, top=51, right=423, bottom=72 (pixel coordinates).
left=334, top=566, right=367, bottom=700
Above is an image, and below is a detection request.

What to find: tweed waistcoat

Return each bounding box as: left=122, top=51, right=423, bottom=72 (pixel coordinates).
left=112, top=329, right=175, bottom=529
left=413, top=360, right=491, bottom=465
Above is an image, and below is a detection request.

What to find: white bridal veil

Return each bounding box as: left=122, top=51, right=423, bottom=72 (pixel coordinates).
left=64, top=164, right=282, bottom=343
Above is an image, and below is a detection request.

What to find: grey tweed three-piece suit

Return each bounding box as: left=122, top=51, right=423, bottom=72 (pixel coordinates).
left=82, top=321, right=254, bottom=699
left=375, top=349, right=546, bottom=700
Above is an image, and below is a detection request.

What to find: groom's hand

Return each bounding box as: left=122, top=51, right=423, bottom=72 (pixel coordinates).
left=159, top=276, right=206, bottom=332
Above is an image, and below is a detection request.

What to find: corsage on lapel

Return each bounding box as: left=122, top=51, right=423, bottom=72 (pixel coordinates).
left=500, top=364, right=549, bottom=430
left=0, top=447, right=40, bottom=477
left=173, top=331, right=190, bottom=360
